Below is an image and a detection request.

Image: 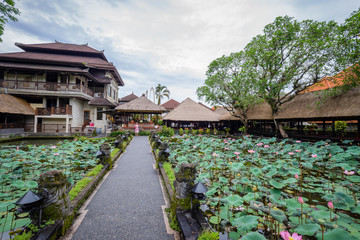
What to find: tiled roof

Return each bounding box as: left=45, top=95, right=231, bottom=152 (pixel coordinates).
left=15, top=42, right=105, bottom=58
left=119, top=93, right=138, bottom=102
left=161, top=99, right=180, bottom=109
left=88, top=98, right=117, bottom=107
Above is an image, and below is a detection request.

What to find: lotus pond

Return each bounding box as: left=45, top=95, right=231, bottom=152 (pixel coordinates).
left=166, top=135, right=360, bottom=240
left=0, top=138, right=106, bottom=235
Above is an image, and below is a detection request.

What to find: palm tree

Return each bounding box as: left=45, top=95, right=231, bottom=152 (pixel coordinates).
left=155, top=84, right=170, bottom=105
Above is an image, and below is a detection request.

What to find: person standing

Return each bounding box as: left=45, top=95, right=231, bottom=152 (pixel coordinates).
left=135, top=122, right=139, bottom=136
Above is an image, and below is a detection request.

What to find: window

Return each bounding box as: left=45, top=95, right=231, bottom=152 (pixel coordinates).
left=108, top=85, right=111, bottom=97
left=97, top=107, right=103, bottom=120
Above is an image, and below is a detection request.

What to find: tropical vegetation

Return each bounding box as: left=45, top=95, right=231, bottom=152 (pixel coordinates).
left=164, top=134, right=360, bottom=239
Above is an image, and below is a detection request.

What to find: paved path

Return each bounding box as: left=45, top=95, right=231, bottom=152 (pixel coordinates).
left=69, top=136, right=174, bottom=240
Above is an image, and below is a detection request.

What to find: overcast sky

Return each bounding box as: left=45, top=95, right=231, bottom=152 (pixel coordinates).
left=1, top=0, right=359, bottom=104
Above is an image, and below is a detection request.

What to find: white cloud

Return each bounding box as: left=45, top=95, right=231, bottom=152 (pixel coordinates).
left=1, top=0, right=359, bottom=106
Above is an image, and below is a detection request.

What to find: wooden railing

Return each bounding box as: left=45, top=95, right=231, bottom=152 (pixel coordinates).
left=35, top=105, right=72, bottom=115
left=0, top=79, right=94, bottom=97
left=0, top=123, right=25, bottom=129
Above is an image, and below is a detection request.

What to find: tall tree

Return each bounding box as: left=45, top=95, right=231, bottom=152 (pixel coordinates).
left=155, top=84, right=170, bottom=105
left=0, top=0, right=20, bottom=42
left=197, top=51, right=261, bottom=132
left=243, top=14, right=359, bottom=137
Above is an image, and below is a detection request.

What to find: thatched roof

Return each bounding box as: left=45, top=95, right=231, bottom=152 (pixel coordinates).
left=163, top=98, right=220, bottom=122
left=275, top=87, right=360, bottom=120
left=243, top=87, right=360, bottom=121
left=0, top=94, right=35, bottom=115
left=119, top=92, right=138, bottom=102
left=214, top=107, right=241, bottom=121
left=115, top=95, right=166, bottom=113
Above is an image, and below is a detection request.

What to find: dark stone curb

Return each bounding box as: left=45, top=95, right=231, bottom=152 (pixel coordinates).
left=150, top=138, right=210, bottom=240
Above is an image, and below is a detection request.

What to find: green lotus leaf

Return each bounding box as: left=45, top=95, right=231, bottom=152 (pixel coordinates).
left=302, top=162, right=313, bottom=169
left=241, top=231, right=266, bottom=240
left=295, top=223, right=320, bottom=236
left=250, top=167, right=262, bottom=177
left=26, top=181, right=38, bottom=189
left=243, top=193, right=259, bottom=202
left=209, top=216, right=221, bottom=224
left=269, top=179, right=286, bottom=189
left=350, top=206, right=360, bottom=214
left=265, top=169, right=277, bottom=178
left=240, top=177, right=251, bottom=184
left=231, top=215, right=259, bottom=231
left=12, top=180, right=25, bottom=189
left=229, top=231, right=241, bottom=240
left=13, top=218, right=31, bottom=230
left=316, top=228, right=350, bottom=240
left=223, top=194, right=243, bottom=207
left=270, top=209, right=287, bottom=223
left=311, top=210, right=331, bottom=220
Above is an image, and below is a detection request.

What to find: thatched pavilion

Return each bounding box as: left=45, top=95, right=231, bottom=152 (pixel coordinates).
left=246, top=87, right=360, bottom=139
left=0, top=94, right=35, bottom=133
left=163, top=98, right=220, bottom=129
left=114, top=94, right=166, bottom=131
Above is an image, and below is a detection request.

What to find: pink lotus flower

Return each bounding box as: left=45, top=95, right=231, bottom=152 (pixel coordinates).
left=232, top=139, right=235, bottom=141
left=185, top=139, right=189, bottom=141
left=296, top=140, right=301, bottom=143
left=298, top=197, right=304, bottom=204
left=328, top=201, right=334, bottom=209
left=234, top=152, right=240, bottom=155
left=54, top=153, right=59, bottom=156
left=295, top=149, right=301, bottom=152
left=211, top=139, right=215, bottom=141
left=295, top=174, right=299, bottom=179
left=280, top=231, right=302, bottom=240
left=264, top=145, right=270, bottom=148
left=276, top=151, right=279, bottom=154
left=288, top=152, right=294, bottom=155
left=236, top=156, right=239, bottom=159
left=311, top=154, right=317, bottom=158
left=193, top=146, right=197, bottom=149
left=228, top=137, right=231, bottom=140
left=329, top=154, right=332, bottom=157
left=248, top=149, right=255, bottom=154
left=257, top=143, right=263, bottom=146
left=268, top=202, right=272, bottom=207
left=16, top=146, right=19, bottom=151
left=344, top=170, right=355, bottom=175
left=224, top=147, right=229, bottom=150
left=212, top=153, right=219, bottom=157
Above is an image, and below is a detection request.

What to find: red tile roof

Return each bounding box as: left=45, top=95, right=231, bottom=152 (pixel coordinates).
left=88, top=97, right=117, bottom=107
left=161, top=99, right=180, bottom=110
left=119, top=93, right=138, bottom=102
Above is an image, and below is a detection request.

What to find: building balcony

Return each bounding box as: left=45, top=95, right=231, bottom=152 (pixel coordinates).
left=0, top=79, right=94, bottom=97
left=35, top=105, right=72, bottom=115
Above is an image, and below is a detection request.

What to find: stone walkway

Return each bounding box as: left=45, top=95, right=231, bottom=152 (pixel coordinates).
left=67, top=136, right=174, bottom=240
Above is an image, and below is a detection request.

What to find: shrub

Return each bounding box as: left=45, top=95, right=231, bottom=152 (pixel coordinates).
left=198, top=230, right=219, bottom=240
left=335, top=121, right=347, bottom=133
left=206, top=128, right=211, bottom=135
left=191, top=129, right=197, bottom=135
left=179, top=128, right=184, bottom=136
left=198, top=129, right=204, bottom=135
left=109, top=131, right=124, bottom=137
left=159, top=126, right=175, bottom=137
left=184, top=128, right=189, bottom=135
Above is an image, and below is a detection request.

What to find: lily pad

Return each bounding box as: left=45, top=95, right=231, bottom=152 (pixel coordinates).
left=295, top=223, right=321, bottom=236
left=241, top=231, right=267, bottom=240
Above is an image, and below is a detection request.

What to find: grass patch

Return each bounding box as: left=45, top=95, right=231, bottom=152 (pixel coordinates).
left=163, top=162, right=175, bottom=190
left=69, top=164, right=104, bottom=200
left=69, top=177, right=92, bottom=200
left=165, top=208, right=180, bottom=231
left=86, top=164, right=103, bottom=177
left=111, top=148, right=120, bottom=159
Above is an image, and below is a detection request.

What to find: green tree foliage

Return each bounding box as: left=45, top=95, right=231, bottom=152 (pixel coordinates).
left=155, top=83, right=170, bottom=105
left=0, top=0, right=20, bottom=42
left=197, top=52, right=261, bottom=132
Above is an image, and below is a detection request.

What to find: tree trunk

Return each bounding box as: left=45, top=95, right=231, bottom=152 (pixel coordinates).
left=273, top=119, right=288, bottom=138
